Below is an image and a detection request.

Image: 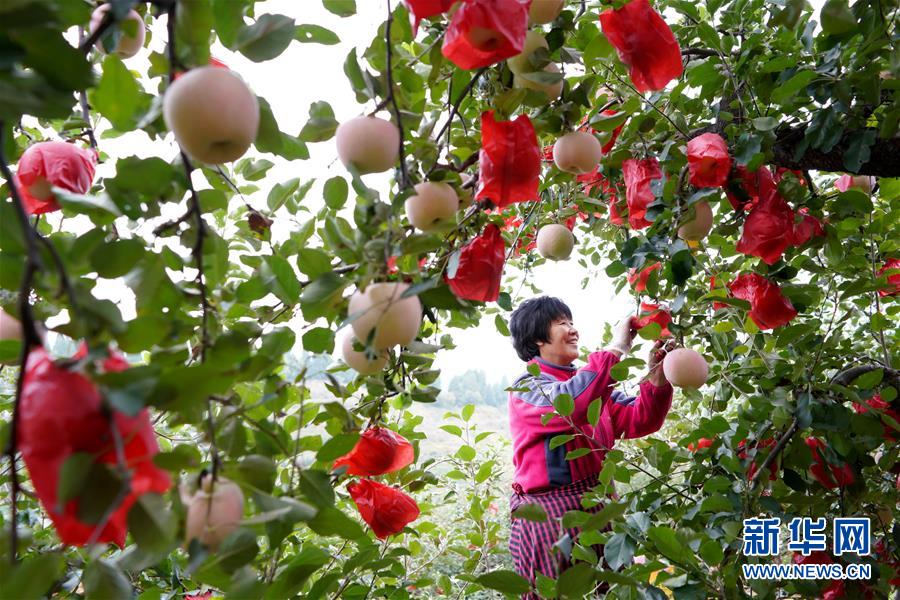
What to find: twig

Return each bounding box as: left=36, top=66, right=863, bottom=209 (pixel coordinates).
left=426, top=67, right=488, bottom=177
left=384, top=0, right=409, bottom=190
left=0, top=124, right=47, bottom=565
left=77, top=27, right=100, bottom=150
left=749, top=418, right=798, bottom=489
left=78, top=8, right=116, bottom=54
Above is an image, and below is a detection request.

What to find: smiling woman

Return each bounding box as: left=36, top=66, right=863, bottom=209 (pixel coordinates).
left=506, top=296, right=675, bottom=598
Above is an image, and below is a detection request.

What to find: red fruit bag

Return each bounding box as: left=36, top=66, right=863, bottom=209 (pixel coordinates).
left=805, top=437, right=855, bottom=489
left=19, top=345, right=171, bottom=547
left=631, top=302, right=672, bottom=338
left=626, top=262, right=661, bottom=293
left=441, top=0, right=528, bottom=70
left=728, top=273, right=797, bottom=330
left=725, top=165, right=771, bottom=212
left=347, top=478, right=421, bottom=539
left=687, top=133, right=731, bottom=188
left=738, top=438, right=778, bottom=481
left=877, top=257, right=900, bottom=297
left=598, top=0, right=683, bottom=93
left=14, top=141, right=97, bottom=215
left=735, top=172, right=796, bottom=265
left=790, top=207, right=825, bottom=247
left=333, top=427, right=415, bottom=476
left=475, top=111, right=540, bottom=209
left=404, top=0, right=455, bottom=30
left=622, top=157, right=661, bottom=230
left=445, top=223, right=506, bottom=302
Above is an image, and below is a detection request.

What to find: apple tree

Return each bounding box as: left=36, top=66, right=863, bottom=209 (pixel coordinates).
left=0, top=0, right=898, bottom=598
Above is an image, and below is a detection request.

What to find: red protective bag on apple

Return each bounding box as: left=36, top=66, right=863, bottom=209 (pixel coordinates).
left=725, top=165, right=772, bottom=212
left=738, top=438, right=778, bottom=481
left=790, top=207, right=825, bottom=246
left=441, top=0, right=528, bottom=70
left=805, top=437, right=855, bottom=489
left=687, top=133, right=731, bottom=188
left=475, top=111, right=540, bottom=209
left=622, top=157, right=661, bottom=230
left=14, top=141, right=97, bottom=215
left=735, top=174, right=796, bottom=265
left=598, top=0, right=683, bottom=93
left=728, top=273, right=797, bottom=330
left=19, top=345, right=171, bottom=547
left=404, top=0, right=456, bottom=30
left=333, top=427, right=415, bottom=476
left=852, top=394, right=899, bottom=442
left=347, top=478, right=421, bottom=539
left=445, top=223, right=506, bottom=302
left=877, top=257, right=900, bottom=297
left=631, top=302, right=672, bottom=338
left=626, top=262, right=661, bottom=293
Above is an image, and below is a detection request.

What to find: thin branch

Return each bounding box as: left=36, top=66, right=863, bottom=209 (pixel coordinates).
left=426, top=67, right=488, bottom=177
left=0, top=124, right=46, bottom=565
left=78, top=9, right=115, bottom=54
left=749, top=418, right=798, bottom=489
left=384, top=0, right=409, bottom=190
left=77, top=27, right=99, bottom=150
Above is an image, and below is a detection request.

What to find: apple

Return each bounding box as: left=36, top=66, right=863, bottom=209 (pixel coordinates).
left=405, top=182, right=460, bottom=232
left=536, top=224, right=575, bottom=261
left=335, top=116, right=400, bottom=175
left=184, top=475, right=244, bottom=550
left=342, top=333, right=388, bottom=376
left=507, top=30, right=549, bottom=74
left=835, top=175, right=876, bottom=194
left=553, top=131, right=603, bottom=174
left=513, top=62, right=563, bottom=100
left=663, top=348, right=709, bottom=388
left=90, top=4, right=145, bottom=59
left=349, top=282, right=423, bottom=350
left=163, top=67, right=259, bottom=165
left=677, top=201, right=714, bottom=241
left=0, top=308, right=21, bottom=341
left=529, top=0, right=566, bottom=24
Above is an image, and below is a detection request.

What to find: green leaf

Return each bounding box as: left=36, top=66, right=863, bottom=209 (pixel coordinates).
left=302, top=327, right=334, bottom=353
left=127, top=493, right=176, bottom=553
left=771, top=70, right=817, bottom=105
left=475, top=570, right=530, bottom=596
left=53, top=190, right=122, bottom=224
left=843, top=130, right=877, bottom=172
left=306, top=506, right=366, bottom=540
left=603, top=533, right=635, bottom=570
left=234, top=14, right=296, bottom=62
left=323, top=176, right=348, bottom=209
left=553, top=393, right=574, bottom=417
left=262, top=255, right=301, bottom=304
left=90, top=239, right=145, bottom=278
left=511, top=503, right=549, bottom=522
left=821, top=0, right=857, bottom=35
left=550, top=434, right=575, bottom=449
left=0, top=554, right=64, bottom=600
left=92, top=55, right=142, bottom=130
left=323, top=0, right=356, bottom=17
left=267, top=177, right=301, bottom=211
left=853, top=368, right=883, bottom=389
left=556, top=563, right=597, bottom=599
left=11, top=27, right=93, bottom=92
left=216, top=528, right=259, bottom=572
left=647, top=526, right=693, bottom=564
left=494, top=314, right=510, bottom=336
left=752, top=116, right=779, bottom=131
left=587, top=398, right=601, bottom=427
left=84, top=560, right=132, bottom=600
left=57, top=452, right=94, bottom=505
left=317, top=433, right=360, bottom=462
left=462, top=404, right=475, bottom=421
left=590, top=110, right=628, bottom=132
left=295, top=24, right=340, bottom=45
left=297, top=469, right=335, bottom=507
left=299, top=101, right=338, bottom=142
left=296, top=248, right=333, bottom=278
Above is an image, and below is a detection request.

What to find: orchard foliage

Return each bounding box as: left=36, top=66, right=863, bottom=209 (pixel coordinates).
left=0, top=0, right=898, bottom=598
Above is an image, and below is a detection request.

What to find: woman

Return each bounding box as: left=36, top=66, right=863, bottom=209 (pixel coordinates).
left=507, top=296, right=674, bottom=597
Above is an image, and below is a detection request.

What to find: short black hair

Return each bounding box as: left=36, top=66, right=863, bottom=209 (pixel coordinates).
left=509, top=296, right=573, bottom=362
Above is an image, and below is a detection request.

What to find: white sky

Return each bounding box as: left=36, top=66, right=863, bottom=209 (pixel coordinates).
left=40, top=1, right=652, bottom=384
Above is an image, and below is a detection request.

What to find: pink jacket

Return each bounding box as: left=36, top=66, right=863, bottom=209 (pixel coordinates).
left=508, top=351, right=674, bottom=494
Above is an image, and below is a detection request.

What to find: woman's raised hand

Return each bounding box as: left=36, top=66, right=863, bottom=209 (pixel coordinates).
left=605, top=317, right=637, bottom=357
left=647, top=339, right=678, bottom=385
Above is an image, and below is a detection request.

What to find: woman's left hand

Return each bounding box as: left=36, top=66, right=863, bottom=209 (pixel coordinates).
left=647, top=339, right=677, bottom=386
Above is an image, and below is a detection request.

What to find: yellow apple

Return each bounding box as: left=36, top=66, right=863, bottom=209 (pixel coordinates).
left=663, top=348, right=709, bottom=388
left=405, top=182, right=460, bottom=232
left=553, top=131, right=603, bottom=174
left=335, top=116, right=400, bottom=175
left=341, top=333, right=388, bottom=376
left=163, top=66, right=260, bottom=164
left=184, top=475, right=244, bottom=551
left=348, top=282, right=422, bottom=350
left=507, top=30, right=549, bottom=74
left=536, top=224, right=575, bottom=261
left=529, top=0, right=566, bottom=24
left=677, top=201, right=714, bottom=241
left=90, top=4, right=145, bottom=59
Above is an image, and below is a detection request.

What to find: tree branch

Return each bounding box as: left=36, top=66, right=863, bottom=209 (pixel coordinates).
left=773, top=126, right=900, bottom=177
left=749, top=418, right=799, bottom=489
